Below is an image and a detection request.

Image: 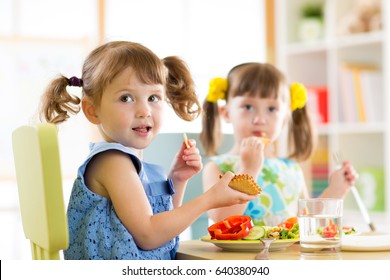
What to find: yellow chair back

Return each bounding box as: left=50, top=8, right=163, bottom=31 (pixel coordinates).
left=12, top=123, right=69, bottom=260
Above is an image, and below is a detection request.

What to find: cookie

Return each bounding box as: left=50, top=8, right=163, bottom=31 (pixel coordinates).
left=225, top=174, right=262, bottom=195
left=259, top=137, right=271, bottom=145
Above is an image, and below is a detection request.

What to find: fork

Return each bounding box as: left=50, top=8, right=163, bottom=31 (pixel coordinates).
left=254, top=238, right=276, bottom=260
left=333, top=152, right=376, bottom=232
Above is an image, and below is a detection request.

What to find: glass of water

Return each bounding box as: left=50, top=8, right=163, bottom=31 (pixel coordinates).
left=298, top=198, right=343, bottom=254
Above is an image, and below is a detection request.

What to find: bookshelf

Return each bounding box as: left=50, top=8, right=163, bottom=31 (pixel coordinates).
left=275, top=0, right=390, bottom=231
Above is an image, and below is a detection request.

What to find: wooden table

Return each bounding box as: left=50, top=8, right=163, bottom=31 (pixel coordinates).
left=176, top=240, right=390, bottom=260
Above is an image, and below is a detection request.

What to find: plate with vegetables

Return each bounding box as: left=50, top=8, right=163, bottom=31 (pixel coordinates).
left=202, top=215, right=299, bottom=252
left=201, top=235, right=299, bottom=252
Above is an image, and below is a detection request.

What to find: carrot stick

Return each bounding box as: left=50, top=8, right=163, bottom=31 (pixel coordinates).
left=183, top=133, right=190, bottom=148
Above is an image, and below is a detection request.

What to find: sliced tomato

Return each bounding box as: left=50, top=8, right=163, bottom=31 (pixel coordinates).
left=278, top=216, right=298, bottom=230
left=322, top=219, right=338, bottom=238
left=342, top=226, right=356, bottom=235
left=208, top=215, right=253, bottom=240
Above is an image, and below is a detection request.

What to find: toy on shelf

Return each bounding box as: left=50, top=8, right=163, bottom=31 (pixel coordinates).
left=337, top=0, right=382, bottom=35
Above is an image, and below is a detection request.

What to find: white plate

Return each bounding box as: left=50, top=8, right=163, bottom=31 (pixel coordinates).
left=342, top=232, right=390, bottom=251
left=200, top=235, right=299, bottom=252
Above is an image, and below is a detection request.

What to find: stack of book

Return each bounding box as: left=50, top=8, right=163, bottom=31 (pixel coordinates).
left=307, top=86, right=328, bottom=124
left=310, top=139, right=329, bottom=197
left=338, top=63, right=383, bottom=123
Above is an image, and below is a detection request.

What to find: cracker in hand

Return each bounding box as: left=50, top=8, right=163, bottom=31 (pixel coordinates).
left=259, top=132, right=270, bottom=146
left=259, top=137, right=271, bottom=145
left=221, top=174, right=262, bottom=195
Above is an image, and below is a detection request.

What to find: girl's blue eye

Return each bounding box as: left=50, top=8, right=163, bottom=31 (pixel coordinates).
left=120, top=95, right=133, bottom=103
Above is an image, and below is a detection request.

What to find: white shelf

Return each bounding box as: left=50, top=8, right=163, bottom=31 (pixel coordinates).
left=285, top=31, right=384, bottom=55
left=317, top=122, right=387, bottom=135
left=285, top=41, right=328, bottom=55
left=335, top=31, right=384, bottom=48
left=276, top=0, right=389, bottom=216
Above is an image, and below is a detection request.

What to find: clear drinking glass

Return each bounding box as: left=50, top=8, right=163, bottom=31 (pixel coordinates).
left=298, top=198, right=343, bottom=254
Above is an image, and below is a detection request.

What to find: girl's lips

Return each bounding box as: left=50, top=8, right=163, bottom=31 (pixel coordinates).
left=132, top=126, right=152, bottom=136
left=133, top=126, right=151, bottom=132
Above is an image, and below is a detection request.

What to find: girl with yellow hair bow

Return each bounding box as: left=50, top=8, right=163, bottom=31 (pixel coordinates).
left=200, top=62, right=358, bottom=225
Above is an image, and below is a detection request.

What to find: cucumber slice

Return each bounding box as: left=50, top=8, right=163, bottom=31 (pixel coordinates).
left=243, top=226, right=266, bottom=240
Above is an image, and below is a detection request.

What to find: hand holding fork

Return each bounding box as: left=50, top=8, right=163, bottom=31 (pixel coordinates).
left=333, top=152, right=376, bottom=232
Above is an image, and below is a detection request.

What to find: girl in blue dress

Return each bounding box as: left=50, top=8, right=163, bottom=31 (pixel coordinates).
left=39, top=41, right=258, bottom=259
left=200, top=63, right=358, bottom=226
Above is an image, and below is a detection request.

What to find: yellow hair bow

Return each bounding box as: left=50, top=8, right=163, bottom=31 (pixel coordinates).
left=206, top=77, right=228, bottom=103
left=290, top=82, right=307, bottom=111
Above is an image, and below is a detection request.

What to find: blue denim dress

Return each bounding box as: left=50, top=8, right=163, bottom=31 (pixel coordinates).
left=64, top=142, right=178, bottom=260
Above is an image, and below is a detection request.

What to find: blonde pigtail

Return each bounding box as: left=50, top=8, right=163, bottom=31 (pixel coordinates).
left=287, top=82, right=315, bottom=161
left=163, top=56, right=201, bottom=121
left=39, top=75, right=81, bottom=124
left=200, top=99, right=222, bottom=156
left=199, top=77, right=227, bottom=156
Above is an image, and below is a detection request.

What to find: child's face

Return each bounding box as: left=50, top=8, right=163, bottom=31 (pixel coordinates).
left=222, top=91, right=288, bottom=143
left=95, top=67, right=165, bottom=149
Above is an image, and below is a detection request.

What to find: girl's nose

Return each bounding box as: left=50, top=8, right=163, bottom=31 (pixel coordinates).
left=135, top=103, right=151, bottom=118
left=252, top=114, right=266, bottom=124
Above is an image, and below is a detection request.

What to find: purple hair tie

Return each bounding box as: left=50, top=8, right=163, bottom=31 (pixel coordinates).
left=68, top=76, right=83, bottom=87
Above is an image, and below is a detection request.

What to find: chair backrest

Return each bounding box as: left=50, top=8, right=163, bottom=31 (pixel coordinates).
left=12, top=123, right=69, bottom=260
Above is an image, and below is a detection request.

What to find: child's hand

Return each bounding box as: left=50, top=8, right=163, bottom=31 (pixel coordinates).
left=326, top=161, right=359, bottom=198
left=206, top=172, right=259, bottom=208
left=168, top=138, right=202, bottom=183
left=236, top=136, right=265, bottom=177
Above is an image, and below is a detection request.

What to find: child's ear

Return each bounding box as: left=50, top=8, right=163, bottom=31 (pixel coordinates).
left=219, top=105, right=231, bottom=123
left=82, top=97, right=100, bottom=124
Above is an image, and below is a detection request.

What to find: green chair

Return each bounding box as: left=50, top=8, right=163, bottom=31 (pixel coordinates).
left=12, top=124, right=69, bottom=260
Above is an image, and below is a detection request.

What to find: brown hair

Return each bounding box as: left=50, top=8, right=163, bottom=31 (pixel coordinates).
left=40, top=41, right=200, bottom=124
left=200, top=62, right=314, bottom=161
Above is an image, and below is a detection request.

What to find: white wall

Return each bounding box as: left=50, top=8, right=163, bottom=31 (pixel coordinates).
left=105, top=0, right=266, bottom=133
